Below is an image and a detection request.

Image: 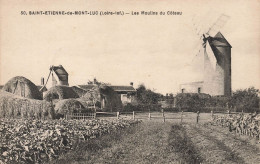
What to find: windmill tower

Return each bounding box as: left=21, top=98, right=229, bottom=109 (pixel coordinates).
left=202, top=31, right=232, bottom=96
left=181, top=14, right=232, bottom=96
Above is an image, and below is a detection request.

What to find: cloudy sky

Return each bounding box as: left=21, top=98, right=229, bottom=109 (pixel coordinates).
left=0, top=0, right=259, bottom=94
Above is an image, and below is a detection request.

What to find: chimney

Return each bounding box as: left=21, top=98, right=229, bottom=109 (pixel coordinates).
left=130, top=82, right=133, bottom=86
left=41, top=77, right=44, bottom=85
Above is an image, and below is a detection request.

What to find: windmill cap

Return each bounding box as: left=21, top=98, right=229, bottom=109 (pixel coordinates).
left=211, top=32, right=232, bottom=48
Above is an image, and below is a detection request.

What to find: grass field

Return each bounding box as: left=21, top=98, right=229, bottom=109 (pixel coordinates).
left=52, top=118, right=260, bottom=164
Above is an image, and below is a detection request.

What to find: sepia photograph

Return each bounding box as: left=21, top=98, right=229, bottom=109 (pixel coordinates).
left=0, top=0, right=260, bottom=163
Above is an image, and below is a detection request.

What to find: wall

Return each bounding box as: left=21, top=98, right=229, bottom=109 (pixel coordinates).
left=216, top=46, right=231, bottom=96
left=180, top=81, right=204, bottom=94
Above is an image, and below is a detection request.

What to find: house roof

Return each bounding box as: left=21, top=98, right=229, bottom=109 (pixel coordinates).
left=51, top=65, right=68, bottom=81
left=78, top=84, right=136, bottom=94
left=109, top=86, right=136, bottom=92
left=209, top=32, right=232, bottom=48
left=77, top=85, right=97, bottom=90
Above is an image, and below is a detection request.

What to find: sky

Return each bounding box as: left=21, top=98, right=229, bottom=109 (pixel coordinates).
left=0, top=0, right=259, bottom=94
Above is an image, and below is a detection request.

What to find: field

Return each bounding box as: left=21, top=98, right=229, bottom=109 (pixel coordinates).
left=0, top=118, right=140, bottom=164
left=1, top=112, right=260, bottom=164
left=52, top=113, right=260, bottom=164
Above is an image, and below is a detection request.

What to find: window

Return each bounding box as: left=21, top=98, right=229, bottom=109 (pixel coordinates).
left=198, top=87, right=201, bottom=93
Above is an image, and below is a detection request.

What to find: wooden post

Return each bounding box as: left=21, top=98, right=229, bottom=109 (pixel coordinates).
left=181, top=111, right=183, bottom=123
left=133, top=111, right=135, bottom=120
left=196, top=111, right=200, bottom=123
left=162, top=109, right=164, bottom=117
left=211, top=110, right=214, bottom=119
left=148, top=112, right=151, bottom=120
left=117, top=112, right=119, bottom=119
left=228, top=109, right=231, bottom=117
left=162, top=109, right=165, bottom=122
left=94, top=107, right=96, bottom=119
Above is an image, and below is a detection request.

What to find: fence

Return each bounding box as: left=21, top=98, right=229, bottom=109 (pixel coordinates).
left=64, top=109, right=245, bottom=122
left=123, top=110, right=245, bottom=123
left=119, top=110, right=199, bottom=123
left=65, top=112, right=96, bottom=120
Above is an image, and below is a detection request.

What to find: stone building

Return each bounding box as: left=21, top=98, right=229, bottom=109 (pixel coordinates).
left=109, top=82, right=137, bottom=105
left=51, top=65, right=69, bottom=86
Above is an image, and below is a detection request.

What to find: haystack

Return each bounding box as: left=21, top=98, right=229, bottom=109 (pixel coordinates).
left=78, top=85, right=122, bottom=111
left=54, top=99, right=91, bottom=118
left=2, top=76, right=42, bottom=100
left=71, top=86, right=88, bottom=97
left=0, top=90, right=54, bottom=119
left=100, top=85, right=122, bottom=111
left=77, top=85, right=101, bottom=109
left=43, top=86, right=79, bottom=101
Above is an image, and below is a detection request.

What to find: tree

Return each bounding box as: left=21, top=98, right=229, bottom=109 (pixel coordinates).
left=175, top=93, right=211, bottom=112
left=230, top=87, right=259, bottom=112
left=136, top=84, right=162, bottom=111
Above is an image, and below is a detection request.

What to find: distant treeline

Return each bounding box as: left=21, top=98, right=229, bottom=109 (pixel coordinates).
left=175, top=87, right=259, bottom=113
left=123, top=86, right=259, bottom=113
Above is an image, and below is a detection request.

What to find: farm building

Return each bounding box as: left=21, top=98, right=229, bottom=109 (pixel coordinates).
left=75, top=79, right=137, bottom=110
left=180, top=81, right=204, bottom=94
left=75, top=83, right=122, bottom=111
left=2, top=76, right=42, bottom=100
left=109, top=83, right=137, bottom=105
left=50, top=65, right=69, bottom=86
left=180, top=32, right=232, bottom=96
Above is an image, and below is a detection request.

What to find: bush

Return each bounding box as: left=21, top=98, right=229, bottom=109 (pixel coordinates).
left=162, top=107, right=180, bottom=112
left=230, top=87, right=259, bottom=112
left=175, top=93, right=211, bottom=112
left=122, top=103, right=162, bottom=112
left=175, top=87, right=260, bottom=113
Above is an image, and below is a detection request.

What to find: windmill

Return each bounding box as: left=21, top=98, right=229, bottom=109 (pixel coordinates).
left=191, top=14, right=230, bottom=68
left=183, top=13, right=232, bottom=96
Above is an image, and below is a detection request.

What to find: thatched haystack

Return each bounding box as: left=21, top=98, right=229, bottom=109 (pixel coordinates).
left=81, top=85, right=101, bottom=101
left=54, top=99, right=91, bottom=118
left=43, top=86, right=79, bottom=101
left=100, top=85, right=122, bottom=111
left=0, top=91, right=54, bottom=119
left=78, top=85, right=122, bottom=112
left=2, top=76, right=42, bottom=100
left=71, top=86, right=88, bottom=97
left=77, top=86, right=101, bottom=110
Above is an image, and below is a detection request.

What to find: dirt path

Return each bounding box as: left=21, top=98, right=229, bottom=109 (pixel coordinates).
left=52, top=122, right=260, bottom=164
left=199, top=124, right=260, bottom=164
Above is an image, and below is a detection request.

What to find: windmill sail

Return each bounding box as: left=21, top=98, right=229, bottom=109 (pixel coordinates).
left=205, top=40, right=217, bottom=70
left=207, top=14, right=230, bottom=36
